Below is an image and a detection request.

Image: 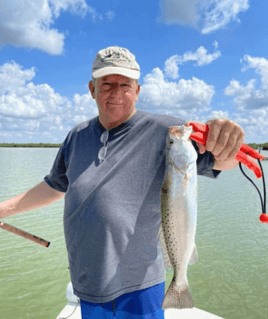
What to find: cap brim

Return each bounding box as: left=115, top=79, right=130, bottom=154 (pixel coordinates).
left=92, top=67, right=140, bottom=80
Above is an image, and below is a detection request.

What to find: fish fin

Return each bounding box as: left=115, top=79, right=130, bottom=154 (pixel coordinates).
left=162, top=281, right=194, bottom=309
left=189, top=244, right=198, bottom=265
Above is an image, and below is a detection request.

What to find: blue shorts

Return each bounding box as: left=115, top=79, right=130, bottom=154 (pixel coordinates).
left=80, top=282, right=165, bottom=319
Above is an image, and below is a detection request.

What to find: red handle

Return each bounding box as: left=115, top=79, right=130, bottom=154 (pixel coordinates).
left=186, top=122, right=265, bottom=178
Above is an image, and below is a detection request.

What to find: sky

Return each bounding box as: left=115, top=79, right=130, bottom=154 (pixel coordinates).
left=0, top=0, right=267, bottom=144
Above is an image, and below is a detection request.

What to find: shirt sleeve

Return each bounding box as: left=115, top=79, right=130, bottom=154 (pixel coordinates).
left=191, top=140, right=221, bottom=179
left=44, top=138, right=69, bottom=192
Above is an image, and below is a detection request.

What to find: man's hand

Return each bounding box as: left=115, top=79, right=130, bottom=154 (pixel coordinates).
left=196, top=118, right=245, bottom=160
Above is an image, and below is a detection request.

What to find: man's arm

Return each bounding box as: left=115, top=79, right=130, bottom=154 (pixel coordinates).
left=0, top=181, right=65, bottom=219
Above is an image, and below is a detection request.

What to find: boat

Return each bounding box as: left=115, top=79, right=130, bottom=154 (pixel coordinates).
left=56, top=282, right=224, bottom=319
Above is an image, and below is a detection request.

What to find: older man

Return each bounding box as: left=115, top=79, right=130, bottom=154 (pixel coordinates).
left=0, top=45, right=244, bottom=319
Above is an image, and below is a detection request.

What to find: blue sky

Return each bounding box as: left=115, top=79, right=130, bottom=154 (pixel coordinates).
left=0, top=0, right=267, bottom=143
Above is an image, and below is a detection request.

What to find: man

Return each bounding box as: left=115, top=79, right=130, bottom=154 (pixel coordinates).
left=0, top=45, right=244, bottom=319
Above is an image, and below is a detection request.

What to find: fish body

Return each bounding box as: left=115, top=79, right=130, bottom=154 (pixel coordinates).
left=158, top=125, right=198, bottom=309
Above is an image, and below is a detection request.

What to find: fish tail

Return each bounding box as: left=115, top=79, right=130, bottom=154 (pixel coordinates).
left=162, top=281, right=194, bottom=310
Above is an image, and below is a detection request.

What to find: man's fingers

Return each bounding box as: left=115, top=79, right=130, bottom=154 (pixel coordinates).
left=206, top=120, right=222, bottom=153
left=193, top=119, right=245, bottom=160
left=227, top=133, right=245, bottom=159
left=214, top=126, right=244, bottom=160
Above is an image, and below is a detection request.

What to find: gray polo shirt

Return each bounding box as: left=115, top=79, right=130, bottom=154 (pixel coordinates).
left=44, top=109, right=221, bottom=303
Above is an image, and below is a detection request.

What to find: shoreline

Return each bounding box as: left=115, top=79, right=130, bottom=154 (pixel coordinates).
left=1, top=143, right=268, bottom=150
left=0, top=143, right=61, bottom=148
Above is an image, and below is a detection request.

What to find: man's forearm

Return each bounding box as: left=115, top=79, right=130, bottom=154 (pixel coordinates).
left=0, top=181, right=65, bottom=219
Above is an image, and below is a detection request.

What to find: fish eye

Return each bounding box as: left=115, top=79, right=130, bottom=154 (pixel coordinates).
left=169, top=139, right=174, bottom=146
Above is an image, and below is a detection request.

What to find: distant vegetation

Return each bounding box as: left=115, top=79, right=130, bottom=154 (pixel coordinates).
left=247, top=143, right=268, bottom=150
left=0, top=142, right=267, bottom=149
left=0, top=143, right=62, bottom=148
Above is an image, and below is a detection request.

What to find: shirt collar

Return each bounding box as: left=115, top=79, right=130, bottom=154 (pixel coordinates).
left=96, top=110, right=142, bottom=136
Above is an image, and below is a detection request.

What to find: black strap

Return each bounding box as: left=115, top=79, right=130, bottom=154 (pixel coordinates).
left=239, top=159, right=266, bottom=215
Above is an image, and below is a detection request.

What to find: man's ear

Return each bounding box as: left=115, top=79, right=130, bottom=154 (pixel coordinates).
left=88, top=81, right=95, bottom=99
left=135, top=84, right=141, bottom=101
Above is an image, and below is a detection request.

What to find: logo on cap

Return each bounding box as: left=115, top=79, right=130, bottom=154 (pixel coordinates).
left=101, top=48, right=132, bottom=63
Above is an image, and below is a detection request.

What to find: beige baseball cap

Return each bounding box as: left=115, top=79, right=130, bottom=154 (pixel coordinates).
left=91, top=45, right=140, bottom=80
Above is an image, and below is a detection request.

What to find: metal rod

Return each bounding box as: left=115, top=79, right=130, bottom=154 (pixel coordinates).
left=0, top=221, right=50, bottom=248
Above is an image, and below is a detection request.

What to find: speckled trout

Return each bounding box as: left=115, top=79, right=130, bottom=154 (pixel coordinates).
left=158, top=125, right=198, bottom=309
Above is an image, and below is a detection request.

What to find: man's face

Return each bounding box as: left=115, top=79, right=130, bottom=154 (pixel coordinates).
left=89, top=74, right=140, bottom=127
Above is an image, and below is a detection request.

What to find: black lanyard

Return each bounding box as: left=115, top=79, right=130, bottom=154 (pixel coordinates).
left=239, top=159, right=267, bottom=223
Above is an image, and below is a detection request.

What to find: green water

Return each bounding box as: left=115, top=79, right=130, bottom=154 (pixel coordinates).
left=0, top=148, right=267, bottom=319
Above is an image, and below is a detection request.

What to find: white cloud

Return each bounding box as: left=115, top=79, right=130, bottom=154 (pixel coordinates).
left=0, top=0, right=109, bottom=55
left=232, top=109, right=268, bottom=142
left=64, top=93, right=99, bottom=126
left=164, top=55, right=181, bottom=79
left=0, top=61, right=98, bottom=142
left=158, top=0, right=250, bottom=34
left=164, top=44, right=221, bottom=79
left=179, top=45, right=221, bottom=66
left=49, top=0, right=89, bottom=18
left=0, top=62, right=66, bottom=119
left=213, top=40, right=219, bottom=49
left=105, top=11, right=115, bottom=21
left=201, top=0, right=250, bottom=34
left=223, top=55, right=268, bottom=142
left=137, top=67, right=215, bottom=119
left=0, top=60, right=217, bottom=142
left=225, top=55, right=268, bottom=110
left=0, top=60, right=267, bottom=144
left=0, top=61, right=35, bottom=94
left=241, top=55, right=268, bottom=90
left=208, top=110, right=229, bottom=119
left=138, top=53, right=268, bottom=142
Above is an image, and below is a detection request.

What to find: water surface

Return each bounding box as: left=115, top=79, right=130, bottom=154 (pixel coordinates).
left=0, top=148, right=267, bottom=319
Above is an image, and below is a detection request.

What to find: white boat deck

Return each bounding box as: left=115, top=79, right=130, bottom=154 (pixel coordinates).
left=56, top=283, right=224, bottom=319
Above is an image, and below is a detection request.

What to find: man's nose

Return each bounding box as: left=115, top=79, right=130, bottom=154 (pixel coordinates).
left=110, top=85, right=123, bottom=97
